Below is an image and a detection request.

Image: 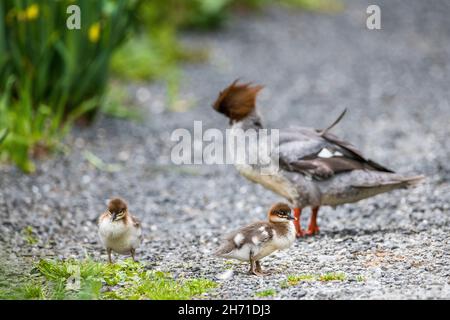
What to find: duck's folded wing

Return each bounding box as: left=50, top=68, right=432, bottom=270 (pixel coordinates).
left=130, top=215, right=141, bottom=228
left=98, top=211, right=109, bottom=225
left=215, top=222, right=273, bottom=256
left=276, top=126, right=393, bottom=181
left=240, top=222, right=273, bottom=246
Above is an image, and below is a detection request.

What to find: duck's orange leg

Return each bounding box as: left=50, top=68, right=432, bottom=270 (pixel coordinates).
left=305, top=207, right=320, bottom=236
left=293, top=207, right=304, bottom=238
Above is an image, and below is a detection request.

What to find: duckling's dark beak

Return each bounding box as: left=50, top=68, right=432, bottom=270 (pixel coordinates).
left=111, top=212, right=117, bottom=222
left=287, top=212, right=296, bottom=220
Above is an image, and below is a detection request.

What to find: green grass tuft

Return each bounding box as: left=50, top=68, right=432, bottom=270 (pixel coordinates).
left=22, top=226, right=38, bottom=245
left=255, top=289, right=276, bottom=298
left=281, top=272, right=348, bottom=287
left=102, top=84, right=142, bottom=121
left=318, top=272, right=346, bottom=282
left=280, top=274, right=315, bottom=288
left=83, top=151, right=123, bottom=173
left=287, top=274, right=315, bottom=285
left=356, top=275, right=366, bottom=282
left=21, top=283, right=47, bottom=300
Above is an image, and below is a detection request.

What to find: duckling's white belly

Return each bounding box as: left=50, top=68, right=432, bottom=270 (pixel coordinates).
left=236, top=164, right=298, bottom=202
left=270, top=223, right=296, bottom=251
left=98, top=220, right=141, bottom=254
left=224, top=243, right=277, bottom=262
left=253, top=244, right=279, bottom=261
left=225, top=223, right=296, bottom=261
left=224, top=244, right=253, bottom=261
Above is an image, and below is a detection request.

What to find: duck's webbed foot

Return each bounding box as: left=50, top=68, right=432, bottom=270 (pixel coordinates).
left=293, top=207, right=305, bottom=238
left=305, top=207, right=320, bottom=236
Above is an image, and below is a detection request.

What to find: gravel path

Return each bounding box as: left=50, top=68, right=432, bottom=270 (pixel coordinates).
left=1, top=0, right=450, bottom=299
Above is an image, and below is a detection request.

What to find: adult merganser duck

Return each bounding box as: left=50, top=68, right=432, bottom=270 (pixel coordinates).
left=98, top=198, right=142, bottom=263
left=212, top=80, right=424, bottom=238
left=215, top=202, right=296, bottom=276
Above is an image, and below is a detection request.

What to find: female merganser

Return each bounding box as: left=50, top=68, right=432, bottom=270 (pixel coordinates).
left=98, top=198, right=142, bottom=263
left=215, top=203, right=296, bottom=276
left=212, top=80, right=424, bottom=238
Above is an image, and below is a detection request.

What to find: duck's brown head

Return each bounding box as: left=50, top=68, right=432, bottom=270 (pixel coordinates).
left=107, top=197, right=128, bottom=222
left=268, top=203, right=295, bottom=223
left=212, top=80, right=263, bottom=123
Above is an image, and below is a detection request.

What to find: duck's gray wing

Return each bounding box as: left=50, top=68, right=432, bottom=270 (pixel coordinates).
left=276, top=115, right=393, bottom=181
left=130, top=214, right=141, bottom=228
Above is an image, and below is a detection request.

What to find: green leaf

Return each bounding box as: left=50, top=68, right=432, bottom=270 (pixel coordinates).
left=0, top=128, right=9, bottom=144
left=83, top=150, right=123, bottom=173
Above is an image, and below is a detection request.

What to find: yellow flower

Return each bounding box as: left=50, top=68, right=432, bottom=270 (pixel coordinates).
left=15, top=4, right=39, bottom=21
left=88, top=23, right=101, bottom=43
left=25, top=4, right=39, bottom=21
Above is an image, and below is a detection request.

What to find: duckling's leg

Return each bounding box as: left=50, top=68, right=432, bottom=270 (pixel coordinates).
left=248, top=258, right=257, bottom=275
left=255, top=261, right=266, bottom=275
left=107, top=248, right=113, bottom=264
left=130, top=248, right=136, bottom=262
left=305, top=207, right=320, bottom=236
left=294, top=207, right=305, bottom=238
left=249, top=255, right=264, bottom=276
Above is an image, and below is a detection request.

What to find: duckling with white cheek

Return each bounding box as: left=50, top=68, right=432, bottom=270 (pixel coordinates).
left=215, top=203, right=296, bottom=276
left=98, top=198, right=142, bottom=263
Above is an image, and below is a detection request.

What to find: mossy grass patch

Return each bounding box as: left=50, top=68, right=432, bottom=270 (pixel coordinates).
left=281, top=272, right=348, bottom=287
left=1, top=258, right=218, bottom=300
left=255, top=289, right=277, bottom=298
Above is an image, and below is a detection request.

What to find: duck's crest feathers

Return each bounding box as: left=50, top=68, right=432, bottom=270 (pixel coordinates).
left=213, top=80, right=263, bottom=122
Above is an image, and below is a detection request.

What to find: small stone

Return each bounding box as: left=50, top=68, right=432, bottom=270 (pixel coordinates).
left=136, top=87, right=151, bottom=103
left=81, top=175, right=91, bottom=184
left=216, top=269, right=234, bottom=280
left=118, top=151, right=130, bottom=162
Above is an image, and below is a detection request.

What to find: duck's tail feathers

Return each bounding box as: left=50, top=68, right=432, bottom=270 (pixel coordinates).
left=402, top=175, right=426, bottom=188
left=319, top=108, right=347, bottom=136
left=214, top=239, right=238, bottom=258
left=352, top=174, right=425, bottom=189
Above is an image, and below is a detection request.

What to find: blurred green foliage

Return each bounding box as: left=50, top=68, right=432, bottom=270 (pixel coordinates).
left=0, top=0, right=342, bottom=173
left=111, top=0, right=343, bottom=82
left=0, top=0, right=139, bottom=172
